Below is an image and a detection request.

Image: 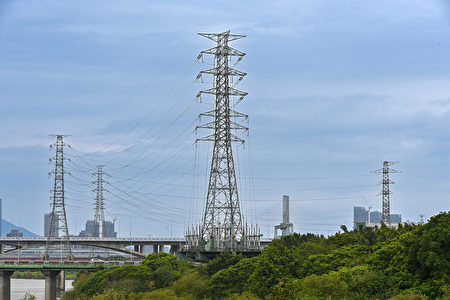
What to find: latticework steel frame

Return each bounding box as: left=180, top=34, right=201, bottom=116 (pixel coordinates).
left=45, top=135, right=74, bottom=260
left=93, top=165, right=106, bottom=238
left=196, top=31, right=248, bottom=250
left=373, top=161, right=399, bottom=225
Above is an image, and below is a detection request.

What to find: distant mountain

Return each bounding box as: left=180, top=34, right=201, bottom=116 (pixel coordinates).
left=1, top=219, right=39, bottom=237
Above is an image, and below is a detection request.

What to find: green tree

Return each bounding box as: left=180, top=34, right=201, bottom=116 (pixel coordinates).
left=247, top=233, right=324, bottom=297
left=172, top=271, right=209, bottom=299
left=270, top=265, right=393, bottom=300
left=63, top=212, right=449, bottom=300
left=209, top=257, right=258, bottom=298
left=142, top=252, right=179, bottom=271
left=368, top=212, right=450, bottom=298
left=205, top=252, right=243, bottom=276
left=150, top=265, right=180, bottom=289
left=66, top=254, right=185, bottom=298
left=300, top=244, right=371, bottom=277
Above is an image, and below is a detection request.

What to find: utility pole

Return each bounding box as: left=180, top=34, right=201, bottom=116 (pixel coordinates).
left=372, top=161, right=400, bottom=225
left=190, top=31, right=253, bottom=251
left=93, top=165, right=107, bottom=238
left=45, top=135, right=74, bottom=260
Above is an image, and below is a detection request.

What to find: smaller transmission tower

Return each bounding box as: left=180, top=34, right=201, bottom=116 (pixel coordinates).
left=93, top=165, right=107, bottom=238
left=372, top=161, right=400, bottom=225
left=419, top=214, right=425, bottom=225
left=45, top=135, right=73, bottom=260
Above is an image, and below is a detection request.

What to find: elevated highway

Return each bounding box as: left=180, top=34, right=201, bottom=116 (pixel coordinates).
left=0, top=237, right=273, bottom=258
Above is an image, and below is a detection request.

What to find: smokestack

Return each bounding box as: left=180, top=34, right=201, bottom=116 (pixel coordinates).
left=274, top=195, right=294, bottom=238
left=283, top=195, right=289, bottom=224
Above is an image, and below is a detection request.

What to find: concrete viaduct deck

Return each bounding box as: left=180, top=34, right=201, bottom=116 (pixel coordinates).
left=0, top=237, right=273, bottom=258
left=0, top=237, right=186, bottom=258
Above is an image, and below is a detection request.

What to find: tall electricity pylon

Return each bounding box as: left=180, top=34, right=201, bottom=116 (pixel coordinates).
left=195, top=31, right=248, bottom=250
left=45, top=135, right=73, bottom=260
left=372, top=161, right=400, bottom=225
left=93, top=165, right=107, bottom=238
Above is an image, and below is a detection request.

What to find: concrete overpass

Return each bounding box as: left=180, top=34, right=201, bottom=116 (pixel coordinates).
left=0, top=237, right=273, bottom=258
left=0, top=261, right=139, bottom=300
left=0, top=237, right=185, bottom=258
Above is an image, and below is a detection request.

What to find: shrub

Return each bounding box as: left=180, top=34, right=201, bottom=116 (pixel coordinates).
left=172, top=271, right=209, bottom=299
left=209, top=257, right=257, bottom=298
left=205, top=252, right=243, bottom=276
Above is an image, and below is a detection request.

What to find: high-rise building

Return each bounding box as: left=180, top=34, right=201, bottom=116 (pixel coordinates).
left=370, top=211, right=382, bottom=223
left=103, top=221, right=116, bottom=237
left=354, top=206, right=402, bottom=229
left=44, top=212, right=59, bottom=237
left=7, top=229, right=23, bottom=237
left=79, top=220, right=116, bottom=238
left=353, top=206, right=369, bottom=229
left=390, top=214, right=402, bottom=224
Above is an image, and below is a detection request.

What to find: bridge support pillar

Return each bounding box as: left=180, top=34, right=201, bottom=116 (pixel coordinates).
left=56, top=270, right=65, bottom=293
left=133, top=244, right=145, bottom=254
left=0, top=270, right=14, bottom=300
left=170, top=244, right=179, bottom=254
left=0, top=244, right=4, bottom=254
left=159, top=244, right=165, bottom=253
left=44, top=270, right=59, bottom=300
left=153, top=245, right=158, bottom=254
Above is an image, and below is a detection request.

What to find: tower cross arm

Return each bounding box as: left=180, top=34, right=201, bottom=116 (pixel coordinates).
left=230, top=133, right=245, bottom=143
left=196, top=121, right=248, bottom=131
left=199, top=109, right=248, bottom=119
left=229, top=121, right=248, bottom=131
left=200, top=67, right=247, bottom=77
left=200, top=87, right=248, bottom=97
left=196, top=133, right=245, bottom=143
left=198, top=31, right=246, bottom=42
left=371, top=169, right=401, bottom=174
left=200, top=46, right=246, bottom=57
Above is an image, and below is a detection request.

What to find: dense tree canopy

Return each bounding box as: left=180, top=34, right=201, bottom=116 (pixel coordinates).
left=63, top=212, right=449, bottom=300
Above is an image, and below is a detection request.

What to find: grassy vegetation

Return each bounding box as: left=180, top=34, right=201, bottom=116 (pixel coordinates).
left=66, top=271, right=79, bottom=280
left=12, top=271, right=44, bottom=279
left=11, top=270, right=79, bottom=280
left=63, top=212, right=449, bottom=299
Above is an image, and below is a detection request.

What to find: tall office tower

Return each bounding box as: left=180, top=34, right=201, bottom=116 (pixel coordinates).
left=390, top=214, right=402, bottom=224
left=370, top=211, right=382, bottom=223
left=353, top=206, right=368, bottom=229
left=44, top=212, right=59, bottom=237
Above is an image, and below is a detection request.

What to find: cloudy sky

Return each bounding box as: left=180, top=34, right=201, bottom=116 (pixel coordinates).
left=0, top=0, right=449, bottom=238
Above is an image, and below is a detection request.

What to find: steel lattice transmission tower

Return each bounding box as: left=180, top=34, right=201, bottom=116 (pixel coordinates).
left=373, top=161, right=400, bottom=225
left=45, top=135, right=74, bottom=260
left=93, top=165, right=107, bottom=238
left=187, top=30, right=262, bottom=252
